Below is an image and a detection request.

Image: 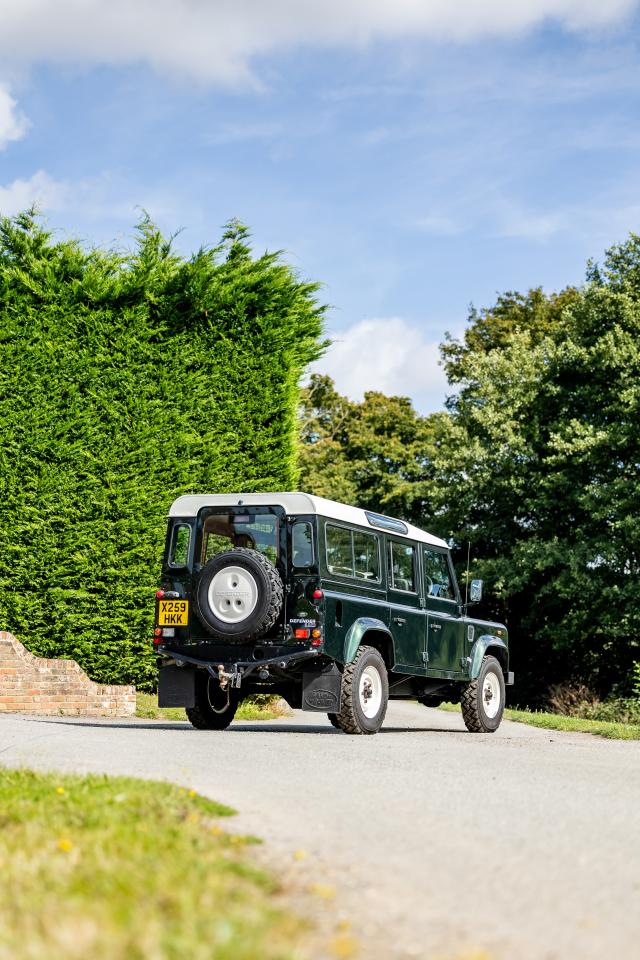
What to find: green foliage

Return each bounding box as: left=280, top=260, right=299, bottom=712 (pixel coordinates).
left=437, top=241, right=640, bottom=700
left=441, top=286, right=580, bottom=386
left=584, top=698, right=640, bottom=725
left=0, top=212, right=325, bottom=689
left=546, top=682, right=640, bottom=724
left=299, top=373, right=446, bottom=524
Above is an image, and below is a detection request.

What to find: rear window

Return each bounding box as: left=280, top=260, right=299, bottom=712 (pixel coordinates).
left=201, top=512, right=279, bottom=565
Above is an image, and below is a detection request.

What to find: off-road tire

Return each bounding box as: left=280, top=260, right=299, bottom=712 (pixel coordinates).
left=461, top=655, right=505, bottom=733
left=194, top=547, right=283, bottom=641
left=327, top=712, right=342, bottom=730
left=335, top=645, right=389, bottom=735
left=186, top=671, right=239, bottom=730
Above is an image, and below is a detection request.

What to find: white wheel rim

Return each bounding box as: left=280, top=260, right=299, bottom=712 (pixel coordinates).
left=359, top=665, right=383, bottom=718
left=482, top=670, right=501, bottom=719
left=208, top=565, right=258, bottom=623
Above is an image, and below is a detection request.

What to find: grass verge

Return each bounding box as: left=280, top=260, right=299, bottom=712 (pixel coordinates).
left=440, top=702, right=640, bottom=740
left=503, top=707, right=640, bottom=740
left=0, top=768, right=304, bottom=960
left=136, top=691, right=291, bottom=722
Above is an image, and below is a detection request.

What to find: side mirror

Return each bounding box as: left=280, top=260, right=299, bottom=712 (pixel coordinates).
left=469, top=579, right=483, bottom=603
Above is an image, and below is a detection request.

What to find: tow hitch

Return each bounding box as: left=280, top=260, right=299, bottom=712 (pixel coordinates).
left=216, top=664, right=235, bottom=690
left=161, top=647, right=319, bottom=691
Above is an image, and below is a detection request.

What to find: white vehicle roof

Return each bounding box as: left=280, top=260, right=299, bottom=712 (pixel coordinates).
left=168, top=492, right=448, bottom=549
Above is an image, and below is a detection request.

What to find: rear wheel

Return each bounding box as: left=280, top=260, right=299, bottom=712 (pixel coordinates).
left=186, top=671, right=239, bottom=730
left=335, top=645, right=388, bottom=735
left=327, top=713, right=342, bottom=729
left=461, top=655, right=505, bottom=733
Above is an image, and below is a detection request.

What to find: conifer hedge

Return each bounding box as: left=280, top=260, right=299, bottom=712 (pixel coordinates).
left=0, top=212, right=325, bottom=689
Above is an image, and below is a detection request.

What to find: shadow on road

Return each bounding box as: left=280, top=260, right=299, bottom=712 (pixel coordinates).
left=14, top=716, right=467, bottom=735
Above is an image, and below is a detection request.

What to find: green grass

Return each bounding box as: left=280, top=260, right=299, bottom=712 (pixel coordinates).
left=503, top=707, right=640, bottom=740
left=136, top=691, right=290, bottom=723
left=136, top=691, right=186, bottom=721
left=439, top=702, right=640, bottom=739
left=0, top=768, right=305, bottom=960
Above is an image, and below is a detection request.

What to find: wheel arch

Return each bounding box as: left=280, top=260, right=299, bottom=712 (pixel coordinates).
left=343, top=618, right=394, bottom=668
left=469, top=635, right=509, bottom=679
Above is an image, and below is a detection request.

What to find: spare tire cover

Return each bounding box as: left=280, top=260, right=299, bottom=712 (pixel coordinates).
left=195, top=547, right=284, bottom=641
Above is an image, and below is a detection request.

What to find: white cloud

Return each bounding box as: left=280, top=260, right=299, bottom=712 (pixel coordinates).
left=0, top=1, right=635, bottom=86
left=0, top=171, right=68, bottom=216
left=495, top=206, right=568, bottom=240
left=0, top=84, right=28, bottom=149
left=310, top=317, right=450, bottom=413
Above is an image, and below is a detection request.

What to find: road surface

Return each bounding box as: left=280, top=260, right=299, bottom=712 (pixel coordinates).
left=1, top=703, right=638, bottom=959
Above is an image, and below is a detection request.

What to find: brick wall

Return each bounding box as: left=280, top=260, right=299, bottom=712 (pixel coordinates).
left=0, top=632, right=136, bottom=718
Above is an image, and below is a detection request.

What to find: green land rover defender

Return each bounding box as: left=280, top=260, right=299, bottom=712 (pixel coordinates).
left=154, top=492, right=513, bottom=734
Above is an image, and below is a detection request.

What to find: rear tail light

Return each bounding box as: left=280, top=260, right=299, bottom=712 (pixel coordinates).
left=294, top=628, right=310, bottom=640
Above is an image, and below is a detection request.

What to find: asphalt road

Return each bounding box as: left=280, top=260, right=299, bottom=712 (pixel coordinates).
left=1, top=703, right=639, bottom=960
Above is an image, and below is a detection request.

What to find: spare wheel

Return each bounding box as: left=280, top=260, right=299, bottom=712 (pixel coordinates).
left=195, top=547, right=284, bottom=640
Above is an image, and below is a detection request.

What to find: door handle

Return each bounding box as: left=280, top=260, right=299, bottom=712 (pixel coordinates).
left=393, top=616, right=406, bottom=625
left=430, top=623, right=442, bottom=631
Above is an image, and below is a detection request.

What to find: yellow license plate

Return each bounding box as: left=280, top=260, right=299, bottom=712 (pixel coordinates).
left=158, top=600, right=189, bottom=627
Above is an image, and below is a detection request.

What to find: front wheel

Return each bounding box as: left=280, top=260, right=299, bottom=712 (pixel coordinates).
left=186, top=671, right=239, bottom=730
left=461, top=655, right=505, bottom=733
left=335, top=645, right=389, bottom=735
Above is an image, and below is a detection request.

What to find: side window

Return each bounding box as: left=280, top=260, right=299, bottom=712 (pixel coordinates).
left=424, top=549, right=454, bottom=600
left=325, top=525, right=381, bottom=581
left=390, top=541, right=416, bottom=592
left=353, top=531, right=380, bottom=581
left=326, top=525, right=354, bottom=577
left=169, top=523, right=191, bottom=567
left=292, top=522, right=314, bottom=567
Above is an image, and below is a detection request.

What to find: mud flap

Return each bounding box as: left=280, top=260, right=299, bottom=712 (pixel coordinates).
left=158, top=665, right=195, bottom=708
left=302, top=663, right=341, bottom=713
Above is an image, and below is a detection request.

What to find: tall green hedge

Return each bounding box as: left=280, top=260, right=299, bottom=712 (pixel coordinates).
left=0, top=212, right=325, bottom=689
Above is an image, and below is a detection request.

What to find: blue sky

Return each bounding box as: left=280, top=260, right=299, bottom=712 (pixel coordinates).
left=1, top=0, right=640, bottom=411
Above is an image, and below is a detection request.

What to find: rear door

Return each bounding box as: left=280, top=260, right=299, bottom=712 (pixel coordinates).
left=424, top=548, right=464, bottom=675
left=388, top=539, right=426, bottom=669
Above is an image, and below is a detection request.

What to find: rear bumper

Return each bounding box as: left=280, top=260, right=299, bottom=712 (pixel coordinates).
left=157, top=645, right=319, bottom=688
left=157, top=647, right=341, bottom=713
